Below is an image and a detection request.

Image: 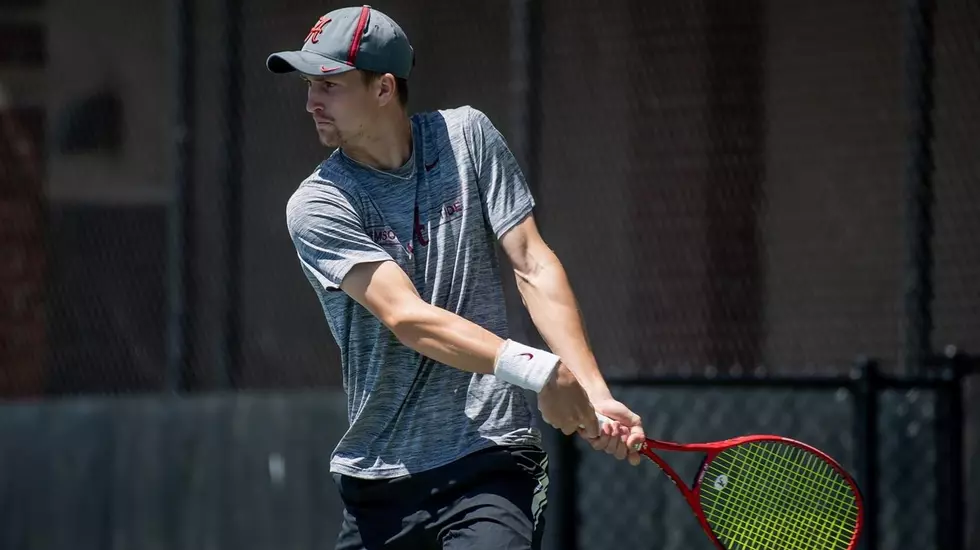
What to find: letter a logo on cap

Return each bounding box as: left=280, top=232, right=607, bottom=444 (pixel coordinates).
left=305, top=16, right=331, bottom=44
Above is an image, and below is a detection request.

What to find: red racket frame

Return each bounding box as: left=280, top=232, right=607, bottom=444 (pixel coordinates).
left=634, top=434, right=865, bottom=550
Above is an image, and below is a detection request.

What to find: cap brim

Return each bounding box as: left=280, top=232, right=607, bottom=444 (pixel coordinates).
left=266, top=50, right=356, bottom=76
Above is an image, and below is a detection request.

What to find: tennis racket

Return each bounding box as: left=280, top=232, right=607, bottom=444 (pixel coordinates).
left=594, top=413, right=864, bottom=550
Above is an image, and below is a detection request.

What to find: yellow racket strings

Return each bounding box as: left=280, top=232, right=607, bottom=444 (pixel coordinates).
left=698, top=441, right=860, bottom=550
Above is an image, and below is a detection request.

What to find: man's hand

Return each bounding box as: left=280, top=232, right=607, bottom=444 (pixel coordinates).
left=537, top=363, right=599, bottom=437
left=579, top=398, right=646, bottom=466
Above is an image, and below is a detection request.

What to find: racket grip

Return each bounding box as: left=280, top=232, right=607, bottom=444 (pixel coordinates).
left=595, top=412, right=614, bottom=428
left=580, top=412, right=614, bottom=430
left=583, top=413, right=644, bottom=451
left=578, top=412, right=612, bottom=430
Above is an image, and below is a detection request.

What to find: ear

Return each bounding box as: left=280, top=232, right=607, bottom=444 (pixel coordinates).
left=376, top=73, right=397, bottom=107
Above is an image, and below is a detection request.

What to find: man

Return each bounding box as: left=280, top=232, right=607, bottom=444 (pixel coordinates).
left=267, top=6, right=646, bottom=549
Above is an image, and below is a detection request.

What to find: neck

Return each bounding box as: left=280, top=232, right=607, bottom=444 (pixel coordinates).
left=342, top=111, right=413, bottom=171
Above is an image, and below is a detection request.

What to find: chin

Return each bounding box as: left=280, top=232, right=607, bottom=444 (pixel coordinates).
left=317, top=130, right=340, bottom=148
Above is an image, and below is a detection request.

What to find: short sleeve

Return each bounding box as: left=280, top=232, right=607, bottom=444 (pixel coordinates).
left=467, top=108, right=536, bottom=239
left=285, top=183, right=393, bottom=291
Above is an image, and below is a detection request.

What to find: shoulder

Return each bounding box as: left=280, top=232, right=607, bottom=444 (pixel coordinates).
left=285, top=156, right=362, bottom=235
left=438, top=105, right=496, bottom=133
left=416, top=106, right=502, bottom=159
left=414, top=105, right=496, bottom=137
left=435, top=104, right=484, bottom=123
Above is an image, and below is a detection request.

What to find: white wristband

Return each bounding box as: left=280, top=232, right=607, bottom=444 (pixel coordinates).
left=493, top=339, right=561, bottom=393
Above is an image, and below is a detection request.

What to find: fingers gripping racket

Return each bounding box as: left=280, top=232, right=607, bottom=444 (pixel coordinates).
left=594, top=414, right=864, bottom=550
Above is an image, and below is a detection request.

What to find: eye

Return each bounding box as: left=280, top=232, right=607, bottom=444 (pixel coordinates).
left=305, top=80, right=336, bottom=91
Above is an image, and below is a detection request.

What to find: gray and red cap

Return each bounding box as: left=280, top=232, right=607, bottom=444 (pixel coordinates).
left=266, top=5, right=414, bottom=79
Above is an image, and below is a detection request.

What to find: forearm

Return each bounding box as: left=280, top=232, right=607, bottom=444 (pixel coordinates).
left=391, top=302, right=501, bottom=375
left=391, top=301, right=562, bottom=392
left=341, top=260, right=559, bottom=391
left=515, top=252, right=612, bottom=401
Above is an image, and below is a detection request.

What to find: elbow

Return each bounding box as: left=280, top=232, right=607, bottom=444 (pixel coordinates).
left=513, top=245, right=561, bottom=289
left=382, top=302, right=429, bottom=345
left=514, top=258, right=554, bottom=294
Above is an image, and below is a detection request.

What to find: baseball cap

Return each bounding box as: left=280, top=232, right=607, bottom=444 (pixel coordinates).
left=266, top=5, right=414, bottom=80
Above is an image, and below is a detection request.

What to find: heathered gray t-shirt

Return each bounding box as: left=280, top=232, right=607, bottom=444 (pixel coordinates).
left=286, top=106, right=542, bottom=479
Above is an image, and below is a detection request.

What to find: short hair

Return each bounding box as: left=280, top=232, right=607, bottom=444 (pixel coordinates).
left=361, top=70, right=409, bottom=108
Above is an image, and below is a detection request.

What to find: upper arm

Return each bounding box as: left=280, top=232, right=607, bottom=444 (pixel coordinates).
left=339, top=260, right=424, bottom=329
left=285, top=185, right=426, bottom=331
left=286, top=183, right=393, bottom=291
left=462, top=108, right=551, bottom=278
left=466, top=108, right=536, bottom=239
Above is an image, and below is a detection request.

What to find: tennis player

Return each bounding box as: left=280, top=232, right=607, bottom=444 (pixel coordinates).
left=268, top=6, right=646, bottom=549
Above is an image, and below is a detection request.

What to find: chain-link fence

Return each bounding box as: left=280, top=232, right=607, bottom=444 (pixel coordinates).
left=1, top=0, right=977, bottom=548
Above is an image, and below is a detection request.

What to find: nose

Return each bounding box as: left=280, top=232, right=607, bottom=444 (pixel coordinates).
left=306, top=86, right=323, bottom=115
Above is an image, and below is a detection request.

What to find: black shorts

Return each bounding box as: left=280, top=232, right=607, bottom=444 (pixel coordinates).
left=332, top=444, right=550, bottom=550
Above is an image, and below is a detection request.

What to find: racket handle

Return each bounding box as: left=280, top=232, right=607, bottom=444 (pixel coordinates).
left=595, top=412, right=614, bottom=428
left=579, top=412, right=613, bottom=430
left=583, top=413, right=644, bottom=451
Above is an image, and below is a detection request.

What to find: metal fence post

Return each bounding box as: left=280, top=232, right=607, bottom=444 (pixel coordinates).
left=902, top=0, right=937, bottom=377
left=853, top=356, right=879, bottom=550
left=935, top=346, right=966, bottom=550
left=218, top=0, right=244, bottom=389
left=556, top=434, right=580, bottom=550
left=166, top=0, right=196, bottom=393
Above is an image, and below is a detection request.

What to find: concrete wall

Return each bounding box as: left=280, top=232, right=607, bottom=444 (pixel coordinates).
left=0, top=391, right=352, bottom=549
